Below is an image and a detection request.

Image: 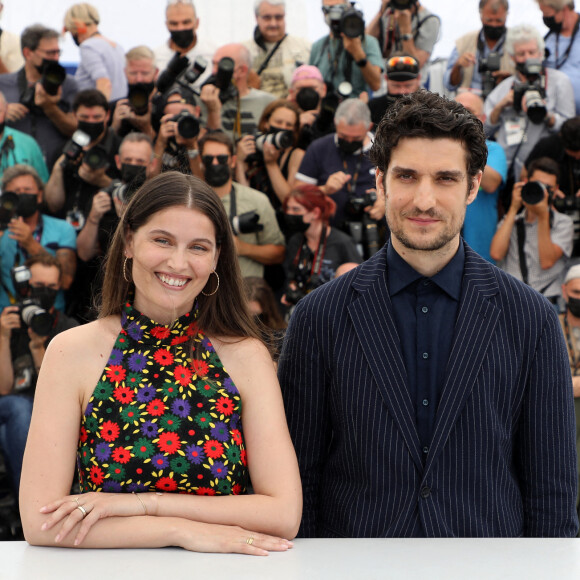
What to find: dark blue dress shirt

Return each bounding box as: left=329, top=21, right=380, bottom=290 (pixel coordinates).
left=387, top=241, right=464, bottom=457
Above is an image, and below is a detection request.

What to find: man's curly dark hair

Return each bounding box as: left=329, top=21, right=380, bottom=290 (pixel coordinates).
left=370, top=90, right=488, bottom=182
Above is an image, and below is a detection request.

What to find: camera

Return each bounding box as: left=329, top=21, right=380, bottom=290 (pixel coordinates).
left=61, top=129, right=91, bottom=166
left=346, top=189, right=377, bottom=220
left=83, top=145, right=109, bottom=170
left=19, top=60, right=67, bottom=109
left=285, top=274, right=322, bottom=306
left=0, top=191, right=19, bottom=230
left=171, top=110, right=200, bottom=140
left=255, top=130, right=294, bottom=151
left=390, top=0, right=418, bottom=10
left=202, top=57, right=237, bottom=103
left=521, top=180, right=551, bottom=205
left=345, top=190, right=380, bottom=259
left=478, top=52, right=501, bottom=100
left=231, top=211, right=264, bottom=235
left=513, top=59, right=547, bottom=124
left=10, top=265, right=54, bottom=336
left=324, top=2, right=365, bottom=39
left=127, top=82, right=156, bottom=116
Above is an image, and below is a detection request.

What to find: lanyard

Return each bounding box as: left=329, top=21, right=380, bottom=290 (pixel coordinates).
left=549, top=14, right=580, bottom=69
left=343, top=150, right=364, bottom=195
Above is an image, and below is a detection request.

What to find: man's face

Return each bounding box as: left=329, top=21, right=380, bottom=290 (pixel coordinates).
left=512, top=40, right=542, bottom=67
left=163, top=96, right=200, bottom=119
left=480, top=4, right=508, bottom=28
left=387, top=77, right=421, bottom=96
left=125, top=58, right=157, bottom=84
left=539, top=2, right=564, bottom=23
left=116, top=141, right=155, bottom=176
left=289, top=78, right=327, bottom=102
left=166, top=3, right=198, bottom=32
left=200, top=141, right=235, bottom=172
left=75, top=105, right=108, bottom=124
left=563, top=277, right=580, bottom=304
left=256, top=1, right=286, bottom=43
left=6, top=174, right=43, bottom=208
left=27, top=37, right=61, bottom=68
left=29, top=264, right=60, bottom=293
left=335, top=119, right=368, bottom=144
left=377, top=137, right=480, bottom=254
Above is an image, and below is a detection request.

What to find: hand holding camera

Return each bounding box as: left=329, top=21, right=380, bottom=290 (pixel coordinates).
left=0, top=305, right=20, bottom=339
left=87, top=191, right=113, bottom=224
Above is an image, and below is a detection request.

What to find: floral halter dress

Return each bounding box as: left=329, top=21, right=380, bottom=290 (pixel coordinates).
left=77, top=302, right=249, bottom=496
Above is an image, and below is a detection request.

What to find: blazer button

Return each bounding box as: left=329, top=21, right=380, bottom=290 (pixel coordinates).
left=420, top=486, right=431, bottom=499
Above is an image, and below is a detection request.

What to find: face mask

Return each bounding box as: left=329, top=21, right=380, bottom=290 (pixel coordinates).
left=34, top=58, right=50, bottom=74
left=77, top=120, right=105, bottom=141
left=543, top=15, right=563, bottom=34
left=568, top=297, right=580, bottom=318
left=338, top=138, right=363, bottom=155
left=120, top=163, right=147, bottom=185
left=296, top=87, right=320, bottom=112
left=0, top=121, right=5, bottom=134
left=170, top=28, right=195, bottom=49
left=204, top=163, right=231, bottom=187
left=284, top=213, right=309, bottom=235
left=71, top=34, right=81, bottom=47
left=17, top=194, right=38, bottom=218
left=483, top=24, right=506, bottom=41
left=30, top=286, right=58, bottom=311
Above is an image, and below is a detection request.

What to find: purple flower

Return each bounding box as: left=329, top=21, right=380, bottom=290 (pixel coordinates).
left=121, top=310, right=128, bottom=326
left=202, top=336, right=215, bottom=352
left=84, top=402, right=93, bottom=417
left=141, top=420, right=159, bottom=438
left=184, top=444, right=205, bottom=465
left=95, top=442, right=111, bottom=461
left=128, top=352, right=147, bottom=372
left=127, top=321, right=144, bottom=341
left=229, top=413, right=240, bottom=430
left=103, top=480, right=122, bottom=492
left=151, top=453, right=169, bottom=470
left=171, top=399, right=191, bottom=418
left=107, top=348, right=124, bottom=365
left=211, top=421, right=229, bottom=442
left=127, top=482, right=148, bottom=492
left=210, top=461, right=228, bottom=479
left=224, top=377, right=237, bottom=394
left=136, top=385, right=156, bottom=403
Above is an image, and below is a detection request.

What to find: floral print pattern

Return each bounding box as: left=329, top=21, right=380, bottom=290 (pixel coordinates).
left=77, top=302, right=248, bottom=496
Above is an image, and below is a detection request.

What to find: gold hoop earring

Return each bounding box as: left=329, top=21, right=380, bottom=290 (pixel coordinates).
left=123, top=256, right=131, bottom=283
left=201, top=270, right=219, bottom=296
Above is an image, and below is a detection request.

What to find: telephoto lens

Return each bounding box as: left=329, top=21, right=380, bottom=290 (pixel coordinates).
left=255, top=130, right=294, bottom=151
left=83, top=146, right=109, bottom=170
left=171, top=111, right=200, bottom=139
left=521, top=181, right=548, bottom=205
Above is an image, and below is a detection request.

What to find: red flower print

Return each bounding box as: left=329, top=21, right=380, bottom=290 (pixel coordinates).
left=79, top=426, right=88, bottom=443
left=156, top=477, right=178, bottom=491
left=147, top=398, right=166, bottom=416
left=186, top=322, right=198, bottom=337
left=204, top=439, right=224, bottom=459
left=113, top=386, right=135, bottom=404
left=89, top=465, right=105, bottom=486
left=240, top=449, right=247, bottom=466
left=112, top=446, right=131, bottom=464
left=215, top=397, right=235, bottom=416
left=171, top=335, right=189, bottom=346
left=153, top=348, right=174, bottom=366
left=191, top=359, right=209, bottom=377
left=106, top=365, right=126, bottom=383
left=232, top=483, right=242, bottom=495
left=158, top=431, right=182, bottom=454
left=196, top=487, right=216, bottom=496
left=174, top=365, right=192, bottom=386
left=100, top=420, right=120, bottom=442
left=151, top=326, right=171, bottom=339
left=232, top=429, right=242, bottom=445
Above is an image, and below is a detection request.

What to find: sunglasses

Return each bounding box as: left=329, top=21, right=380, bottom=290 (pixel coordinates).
left=201, top=154, right=229, bottom=165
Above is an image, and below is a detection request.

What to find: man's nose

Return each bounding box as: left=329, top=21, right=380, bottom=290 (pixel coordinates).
left=413, top=181, right=436, bottom=211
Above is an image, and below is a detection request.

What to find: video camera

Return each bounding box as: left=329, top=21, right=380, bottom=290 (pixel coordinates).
left=478, top=52, right=501, bottom=100
left=20, top=60, right=67, bottom=109
left=156, top=52, right=208, bottom=95
left=513, top=59, right=547, bottom=125
left=323, top=2, right=365, bottom=39
left=10, top=265, right=54, bottom=336
left=230, top=211, right=263, bottom=235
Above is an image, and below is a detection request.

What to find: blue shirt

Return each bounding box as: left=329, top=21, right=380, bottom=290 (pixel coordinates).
left=387, top=241, right=464, bottom=454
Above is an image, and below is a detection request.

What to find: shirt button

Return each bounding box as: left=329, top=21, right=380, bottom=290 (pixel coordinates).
left=423, top=280, right=430, bottom=287
left=422, top=446, right=429, bottom=454
left=422, top=352, right=429, bottom=359
left=422, top=399, right=429, bottom=406
left=420, top=486, right=431, bottom=499
left=422, top=306, right=429, bottom=313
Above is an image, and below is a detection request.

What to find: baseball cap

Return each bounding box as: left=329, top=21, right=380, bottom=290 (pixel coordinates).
left=386, top=55, right=419, bottom=82
left=291, top=65, right=323, bottom=85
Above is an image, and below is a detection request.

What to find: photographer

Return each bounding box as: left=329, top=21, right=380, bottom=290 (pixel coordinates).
left=44, top=89, right=121, bottom=230
left=198, top=130, right=285, bottom=278
left=0, top=25, right=78, bottom=171
left=484, top=24, right=575, bottom=183
left=366, top=0, right=440, bottom=77
left=310, top=0, right=383, bottom=97
left=110, top=46, right=158, bottom=140
left=490, top=157, right=573, bottom=304
left=0, top=254, right=78, bottom=496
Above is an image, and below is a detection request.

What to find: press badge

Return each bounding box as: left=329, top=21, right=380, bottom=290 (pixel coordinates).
left=504, top=117, right=526, bottom=147
left=66, top=208, right=85, bottom=232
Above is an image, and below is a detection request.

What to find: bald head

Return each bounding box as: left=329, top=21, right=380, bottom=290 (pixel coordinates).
left=455, top=91, right=485, bottom=122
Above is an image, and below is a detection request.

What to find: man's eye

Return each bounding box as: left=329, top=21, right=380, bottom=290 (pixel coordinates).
left=154, top=238, right=170, bottom=245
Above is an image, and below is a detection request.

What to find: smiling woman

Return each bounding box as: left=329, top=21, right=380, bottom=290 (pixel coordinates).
left=19, top=171, right=302, bottom=555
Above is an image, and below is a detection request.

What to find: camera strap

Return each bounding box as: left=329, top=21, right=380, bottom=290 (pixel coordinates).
left=546, top=15, right=580, bottom=69
left=229, top=184, right=237, bottom=220
left=256, top=35, right=288, bottom=76
left=476, top=30, right=505, bottom=69
left=292, top=225, right=328, bottom=286
left=0, top=134, right=16, bottom=174
left=321, top=36, right=345, bottom=88
left=343, top=151, right=363, bottom=195
left=515, top=215, right=529, bottom=285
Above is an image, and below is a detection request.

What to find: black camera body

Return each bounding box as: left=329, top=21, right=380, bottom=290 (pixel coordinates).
left=202, top=57, right=237, bottom=103
left=513, top=59, right=547, bottom=124
left=20, top=61, right=66, bottom=109
left=521, top=180, right=551, bottom=205
left=285, top=274, right=322, bottom=306
left=346, top=189, right=377, bottom=220
left=61, top=129, right=91, bottom=167
left=479, top=52, right=501, bottom=99
left=255, top=130, right=294, bottom=152
left=344, top=190, right=380, bottom=259
left=171, top=110, right=200, bottom=140
left=390, top=0, right=418, bottom=10
left=0, top=191, right=20, bottom=230
left=326, top=2, right=365, bottom=38
left=230, top=211, right=264, bottom=235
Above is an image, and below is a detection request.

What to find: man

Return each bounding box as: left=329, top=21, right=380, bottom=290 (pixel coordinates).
left=537, top=0, right=580, bottom=114
left=198, top=131, right=285, bottom=278
left=0, top=164, right=76, bottom=313
left=559, top=264, right=580, bottom=514
left=310, top=0, right=383, bottom=97
left=279, top=90, right=579, bottom=537
left=110, top=46, right=158, bottom=139
left=444, top=0, right=515, bottom=97
left=367, top=0, right=440, bottom=80
left=295, top=98, right=384, bottom=249
left=0, top=2, right=24, bottom=73
left=369, top=53, right=421, bottom=127
left=490, top=157, right=573, bottom=303
left=0, top=92, right=48, bottom=182
left=0, top=25, right=78, bottom=171
left=45, top=89, right=121, bottom=230
left=0, top=254, right=78, bottom=495
left=244, top=0, right=311, bottom=98
left=200, top=43, right=275, bottom=141
left=484, top=24, right=575, bottom=182
left=154, top=0, right=214, bottom=89
left=455, top=91, right=507, bottom=263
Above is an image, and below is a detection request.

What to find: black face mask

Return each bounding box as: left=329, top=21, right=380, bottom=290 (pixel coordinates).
left=120, top=163, right=147, bottom=185
left=204, top=163, right=231, bottom=187
left=0, top=121, right=5, bottom=135
left=568, top=297, right=580, bottom=318
left=34, top=58, right=50, bottom=74
left=284, top=213, right=309, bottom=235
left=77, top=120, right=105, bottom=141
left=30, top=286, right=58, bottom=311
left=296, top=87, right=320, bottom=112
left=71, top=34, right=81, bottom=47
left=17, top=194, right=38, bottom=218
left=170, top=28, right=195, bottom=49
left=543, top=15, right=563, bottom=34
left=483, top=24, right=506, bottom=41
left=338, top=138, right=363, bottom=156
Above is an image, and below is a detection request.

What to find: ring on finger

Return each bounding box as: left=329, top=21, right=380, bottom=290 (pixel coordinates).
left=76, top=505, right=87, bottom=519
left=246, top=535, right=254, bottom=546
left=72, top=497, right=80, bottom=507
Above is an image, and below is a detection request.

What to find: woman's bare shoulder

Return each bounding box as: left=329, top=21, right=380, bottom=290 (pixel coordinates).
left=48, top=316, right=120, bottom=352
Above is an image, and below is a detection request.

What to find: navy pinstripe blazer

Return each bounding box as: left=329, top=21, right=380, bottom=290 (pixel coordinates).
left=278, top=242, right=579, bottom=538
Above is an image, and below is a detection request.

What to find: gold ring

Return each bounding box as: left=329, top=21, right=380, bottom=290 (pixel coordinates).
left=246, top=535, right=254, bottom=545
left=76, top=505, right=87, bottom=518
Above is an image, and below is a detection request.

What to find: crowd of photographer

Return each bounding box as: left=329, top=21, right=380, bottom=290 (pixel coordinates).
left=1, top=0, right=580, bottom=538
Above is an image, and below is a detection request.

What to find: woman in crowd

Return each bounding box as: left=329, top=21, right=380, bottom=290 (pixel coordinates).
left=20, top=172, right=301, bottom=554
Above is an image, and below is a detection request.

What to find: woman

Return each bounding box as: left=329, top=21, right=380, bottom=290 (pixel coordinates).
left=20, top=172, right=302, bottom=554
left=63, top=3, right=127, bottom=101
left=236, top=100, right=305, bottom=211
left=282, top=185, right=362, bottom=308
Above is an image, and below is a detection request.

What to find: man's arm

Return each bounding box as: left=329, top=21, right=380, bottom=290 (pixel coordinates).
left=35, top=84, right=77, bottom=137
left=489, top=181, right=523, bottom=262
left=0, top=307, right=18, bottom=395
left=55, top=248, right=76, bottom=291
left=234, top=239, right=285, bottom=265
left=341, top=35, right=382, bottom=92
left=45, top=155, right=67, bottom=214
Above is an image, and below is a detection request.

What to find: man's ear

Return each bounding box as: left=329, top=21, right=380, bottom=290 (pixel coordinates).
left=467, top=170, right=483, bottom=205
left=375, top=168, right=386, bottom=198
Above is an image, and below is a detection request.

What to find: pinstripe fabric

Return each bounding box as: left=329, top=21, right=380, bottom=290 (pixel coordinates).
left=278, top=242, right=579, bottom=538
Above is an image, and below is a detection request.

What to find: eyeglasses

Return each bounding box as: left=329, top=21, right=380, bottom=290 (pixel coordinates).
left=37, top=48, right=62, bottom=58
left=201, top=154, right=229, bottom=165
left=258, top=14, right=284, bottom=21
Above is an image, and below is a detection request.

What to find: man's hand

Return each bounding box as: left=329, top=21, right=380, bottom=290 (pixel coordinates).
left=113, top=98, right=152, bottom=133
left=393, top=9, right=412, bottom=35
left=6, top=102, right=29, bottom=122
left=28, top=327, right=47, bottom=351
left=7, top=217, right=34, bottom=249
left=299, top=111, right=317, bottom=127
left=236, top=135, right=256, bottom=163
left=341, top=34, right=366, bottom=62
left=157, top=112, right=177, bottom=147
left=509, top=181, right=524, bottom=215
left=324, top=171, right=351, bottom=195
left=492, top=70, right=512, bottom=84
left=88, top=191, right=113, bottom=224
left=34, top=83, right=61, bottom=110
left=455, top=52, right=477, bottom=70
left=365, top=188, right=385, bottom=220
left=78, top=163, right=112, bottom=189
left=0, top=306, right=20, bottom=339
left=200, top=84, right=222, bottom=114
